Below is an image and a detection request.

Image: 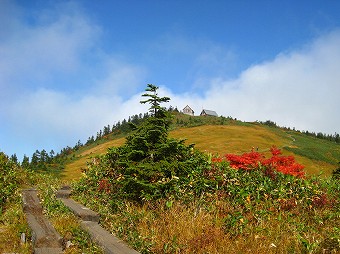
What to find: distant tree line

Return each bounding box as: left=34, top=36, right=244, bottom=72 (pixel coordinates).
left=20, top=148, right=69, bottom=171
left=85, top=106, right=179, bottom=146
left=85, top=112, right=150, bottom=146
left=303, top=130, right=339, bottom=143
left=260, top=120, right=340, bottom=144
left=16, top=112, right=156, bottom=170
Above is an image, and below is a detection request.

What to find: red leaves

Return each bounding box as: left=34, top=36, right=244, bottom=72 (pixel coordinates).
left=225, top=152, right=264, bottom=170
left=263, top=147, right=305, bottom=178
left=211, top=157, right=223, bottom=163
left=98, top=179, right=111, bottom=193
left=269, top=146, right=282, bottom=156
left=214, top=146, right=305, bottom=178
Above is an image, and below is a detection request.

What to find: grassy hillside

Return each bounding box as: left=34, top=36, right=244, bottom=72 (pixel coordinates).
left=62, top=116, right=339, bottom=181
left=171, top=124, right=339, bottom=176
left=62, top=138, right=125, bottom=181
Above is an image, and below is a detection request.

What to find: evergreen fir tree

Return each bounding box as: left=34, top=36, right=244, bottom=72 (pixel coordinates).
left=10, top=153, right=18, bottom=164
left=22, top=155, right=30, bottom=169
left=102, top=84, right=203, bottom=201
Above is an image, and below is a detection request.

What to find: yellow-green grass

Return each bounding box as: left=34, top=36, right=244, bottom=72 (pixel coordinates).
left=136, top=201, right=336, bottom=253
left=0, top=202, right=31, bottom=253
left=81, top=196, right=339, bottom=254
left=170, top=125, right=288, bottom=154
left=62, top=138, right=125, bottom=181
left=62, top=124, right=337, bottom=181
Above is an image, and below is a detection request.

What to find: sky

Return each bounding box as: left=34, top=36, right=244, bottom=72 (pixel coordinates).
left=1, top=0, right=340, bottom=160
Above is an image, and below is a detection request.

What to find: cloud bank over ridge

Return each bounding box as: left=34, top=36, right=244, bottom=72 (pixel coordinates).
left=173, top=30, right=340, bottom=134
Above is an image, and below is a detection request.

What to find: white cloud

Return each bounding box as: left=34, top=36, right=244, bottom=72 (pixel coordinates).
left=192, top=30, right=340, bottom=134
left=8, top=88, right=146, bottom=136
left=151, top=30, right=340, bottom=136
left=0, top=1, right=147, bottom=157
left=0, top=2, right=100, bottom=87
left=4, top=85, right=149, bottom=158
left=93, top=59, right=146, bottom=98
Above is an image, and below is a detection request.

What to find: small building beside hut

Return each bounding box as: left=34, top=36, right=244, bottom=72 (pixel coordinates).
left=200, top=109, right=218, bottom=117
left=182, top=105, right=194, bottom=116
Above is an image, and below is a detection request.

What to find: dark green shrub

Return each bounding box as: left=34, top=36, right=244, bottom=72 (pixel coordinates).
left=332, top=163, right=340, bottom=180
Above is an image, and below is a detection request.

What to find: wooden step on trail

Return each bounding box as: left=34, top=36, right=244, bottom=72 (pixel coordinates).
left=22, top=189, right=63, bottom=254
left=22, top=188, right=43, bottom=214
left=55, top=185, right=72, bottom=199
left=81, top=221, right=140, bottom=254
left=59, top=198, right=100, bottom=222
left=56, top=186, right=140, bottom=254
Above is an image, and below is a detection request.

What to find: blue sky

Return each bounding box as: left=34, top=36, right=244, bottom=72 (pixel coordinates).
left=1, top=0, right=340, bottom=160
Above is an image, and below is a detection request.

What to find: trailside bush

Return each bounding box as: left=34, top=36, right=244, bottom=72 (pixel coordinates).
left=0, top=152, right=20, bottom=211
left=76, top=139, right=209, bottom=202
left=223, top=146, right=305, bottom=178
left=332, top=163, right=340, bottom=180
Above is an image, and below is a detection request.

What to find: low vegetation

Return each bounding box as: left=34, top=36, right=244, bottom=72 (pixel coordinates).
left=0, top=152, right=32, bottom=253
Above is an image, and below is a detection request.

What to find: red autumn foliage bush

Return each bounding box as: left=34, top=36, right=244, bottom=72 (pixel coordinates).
left=262, top=147, right=305, bottom=177
left=225, top=151, right=264, bottom=170
left=98, top=179, right=111, bottom=193
left=216, top=146, right=305, bottom=178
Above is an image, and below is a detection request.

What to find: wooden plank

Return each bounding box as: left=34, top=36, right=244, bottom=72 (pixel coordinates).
left=56, top=187, right=140, bottom=254
left=59, top=198, right=100, bottom=222
left=25, top=213, right=63, bottom=248
left=55, top=185, right=72, bottom=198
left=81, top=221, right=140, bottom=254
left=22, top=189, right=63, bottom=253
left=34, top=247, right=64, bottom=254
left=22, top=188, right=43, bottom=214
